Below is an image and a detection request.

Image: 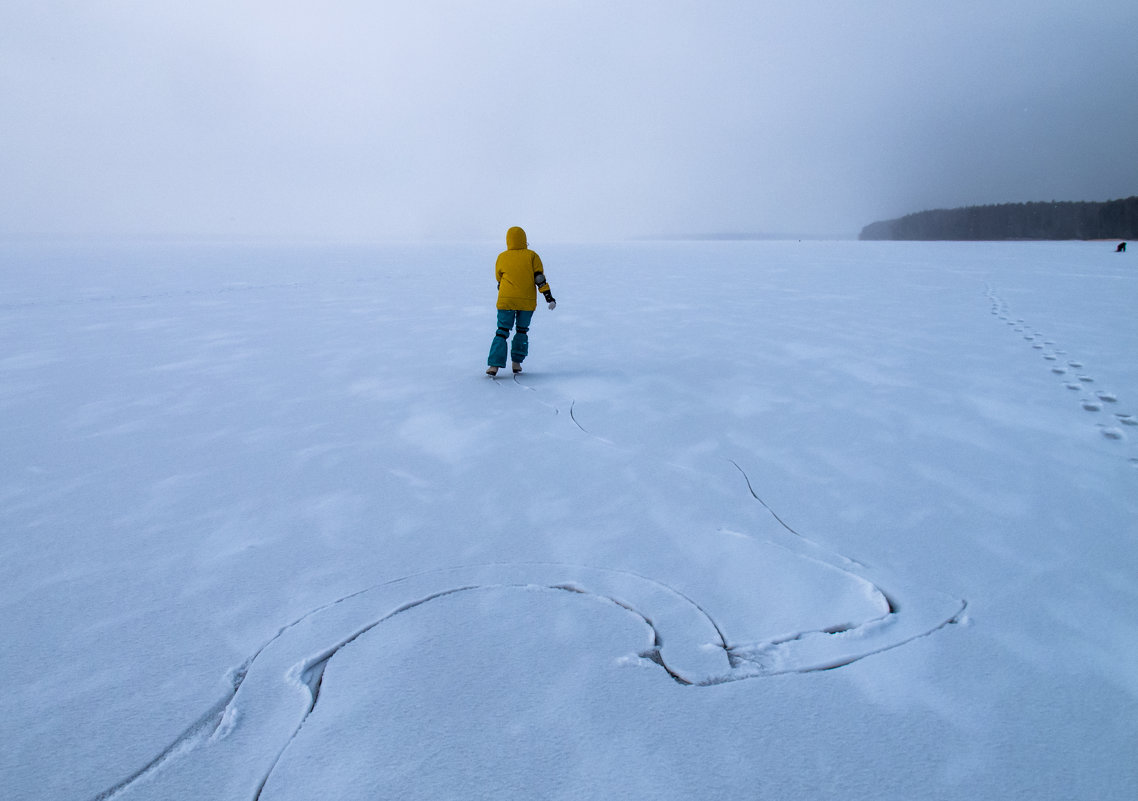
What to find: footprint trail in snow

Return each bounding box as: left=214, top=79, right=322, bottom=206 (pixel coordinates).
left=986, top=285, right=1137, bottom=457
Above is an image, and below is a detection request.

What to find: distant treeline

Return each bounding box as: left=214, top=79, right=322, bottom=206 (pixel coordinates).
left=859, top=196, right=1138, bottom=241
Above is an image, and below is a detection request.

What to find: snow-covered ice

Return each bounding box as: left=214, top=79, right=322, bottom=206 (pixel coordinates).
left=1, top=239, right=1135, bottom=800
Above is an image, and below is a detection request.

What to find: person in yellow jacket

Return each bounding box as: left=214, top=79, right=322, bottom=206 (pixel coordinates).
left=486, top=226, right=556, bottom=376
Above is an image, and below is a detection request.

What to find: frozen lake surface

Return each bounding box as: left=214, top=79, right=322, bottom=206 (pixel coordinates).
left=1, top=239, right=1135, bottom=799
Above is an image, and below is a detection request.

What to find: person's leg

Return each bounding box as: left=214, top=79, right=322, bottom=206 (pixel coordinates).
left=511, top=310, right=534, bottom=365
left=488, top=309, right=515, bottom=368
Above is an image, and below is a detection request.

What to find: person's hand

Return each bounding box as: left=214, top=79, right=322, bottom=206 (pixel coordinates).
left=543, top=290, right=556, bottom=310
left=548, top=300, right=557, bottom=310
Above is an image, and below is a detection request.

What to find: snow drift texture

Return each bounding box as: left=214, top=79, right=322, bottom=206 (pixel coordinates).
left=1, top=240, right=1135, bottom=800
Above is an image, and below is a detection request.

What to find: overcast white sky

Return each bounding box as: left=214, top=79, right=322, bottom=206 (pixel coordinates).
left=2, top=1, right=1136, bottom=241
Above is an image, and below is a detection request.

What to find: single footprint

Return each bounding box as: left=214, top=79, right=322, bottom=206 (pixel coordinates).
left=1052, top=367, right=1067, bottom=375
left=1065, top=383, right=1081, bottom=390
left=1116, top=414, right=1137, bottom=426
left=1100, top=427, right=1124, bottom=440
left=1068, top=361, right=1084, bottom=368
left=1078, top=376, right=1094, bottom=383
left=1082, top=400, right=1103, bottom=412
left=1096, top=392, right=1118, bottom=403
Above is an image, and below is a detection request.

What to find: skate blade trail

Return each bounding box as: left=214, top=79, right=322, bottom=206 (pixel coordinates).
left=509, top=372, right=961, bottom=641
left=726, top=459, right=866, bottom=569
left=511, top=371, right=560, bottom=414
left=500, top=375, right=963, bottom=676
left=570, top=400, right=588, bottom=434
left=94, top=374, right=967, bottom=799
left=89, top=563, right=733, bottom=801
left=727, top=458, right=804, bottom=537
left=505, top=369, right=595, bottom=434
left=90, top=554, right=965, bottom=799
left=719, top=458, right=965, bottom=677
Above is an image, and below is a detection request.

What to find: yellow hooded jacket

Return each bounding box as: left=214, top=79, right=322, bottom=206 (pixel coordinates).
left=495, top=226, right=550, bottom=311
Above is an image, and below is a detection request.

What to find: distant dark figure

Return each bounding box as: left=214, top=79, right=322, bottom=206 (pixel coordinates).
left=1117, top=242, right=1127, bottom=252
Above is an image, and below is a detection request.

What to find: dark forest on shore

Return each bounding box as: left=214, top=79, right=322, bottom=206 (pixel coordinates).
left=859, top=197, right=1137, bottom=241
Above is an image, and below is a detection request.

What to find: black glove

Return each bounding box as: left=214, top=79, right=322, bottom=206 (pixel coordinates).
left=543, top=290, right=556, bottom=310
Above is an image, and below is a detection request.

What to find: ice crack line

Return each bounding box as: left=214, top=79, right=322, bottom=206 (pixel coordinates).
left=986, top=284, right=1137, bottom=457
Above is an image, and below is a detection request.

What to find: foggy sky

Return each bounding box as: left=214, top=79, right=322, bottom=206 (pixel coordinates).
left=3, top=1, right=1136, bottom=241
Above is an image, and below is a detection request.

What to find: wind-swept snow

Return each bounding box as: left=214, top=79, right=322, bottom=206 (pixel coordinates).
left=0, top=240, right=1135, bottom=800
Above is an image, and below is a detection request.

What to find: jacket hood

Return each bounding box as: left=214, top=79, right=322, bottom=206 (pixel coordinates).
left=506, top=226, right=527, bottom=250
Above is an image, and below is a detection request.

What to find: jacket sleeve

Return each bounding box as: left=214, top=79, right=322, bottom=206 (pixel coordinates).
left=532, top=253, right=550, bottom=293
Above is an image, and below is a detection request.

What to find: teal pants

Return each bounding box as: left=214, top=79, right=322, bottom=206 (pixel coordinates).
left=488, top=309, right=534, bottom=368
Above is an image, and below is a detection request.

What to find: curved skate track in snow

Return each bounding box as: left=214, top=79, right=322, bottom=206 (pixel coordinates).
left=93, top=360, right=967, bottom=801
left=93, top=559, right=963, bottom=801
